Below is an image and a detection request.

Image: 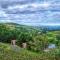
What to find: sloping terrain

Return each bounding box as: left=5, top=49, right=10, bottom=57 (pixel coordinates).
left=0, top=23, right=60, bottom=60
left=0, top=42, right=60, bottom=60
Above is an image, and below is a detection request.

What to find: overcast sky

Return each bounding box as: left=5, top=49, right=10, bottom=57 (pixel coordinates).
left=0, top=0, right=60, bottom=26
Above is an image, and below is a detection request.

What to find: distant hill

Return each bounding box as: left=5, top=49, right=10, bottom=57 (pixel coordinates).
left=0, top=23, right=41, bottom=32
left=1, top=22, right=60, bottom=31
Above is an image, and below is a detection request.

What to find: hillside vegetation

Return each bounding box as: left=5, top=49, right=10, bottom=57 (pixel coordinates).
left=0, top=23, right=60, bottom=60
left=0, top=42, right=60, bottom=60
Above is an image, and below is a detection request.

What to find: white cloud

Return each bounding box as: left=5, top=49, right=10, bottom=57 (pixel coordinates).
left=7, top=2, right=50, bottom=12
left=40, top=23, right=60, bottom=26
left=0, top=10, right=7, bottom=17
left=0, top=0, right=60, bottom=26
left=0, top=9, right=12, bottom=23
left=0, top=19, right=12, bottom=23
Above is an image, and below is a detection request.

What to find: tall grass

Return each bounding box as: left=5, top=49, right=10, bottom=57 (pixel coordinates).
left=0, top=42, right=60, bottom=60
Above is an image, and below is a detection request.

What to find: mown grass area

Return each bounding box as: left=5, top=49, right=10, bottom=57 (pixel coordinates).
left=0, top=42, right=60, bottom=60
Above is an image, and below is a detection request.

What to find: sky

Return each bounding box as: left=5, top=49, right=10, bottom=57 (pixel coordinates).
left=0, top=0, right=60, bottom=26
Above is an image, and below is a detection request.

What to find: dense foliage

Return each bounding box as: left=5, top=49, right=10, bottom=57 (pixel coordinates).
left=0, top=23, right=60, bottom=52
left=0, top=23, right=60, bottom=60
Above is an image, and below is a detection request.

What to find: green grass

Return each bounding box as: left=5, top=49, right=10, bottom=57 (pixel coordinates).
left=0, top=42, right=60, bottom=60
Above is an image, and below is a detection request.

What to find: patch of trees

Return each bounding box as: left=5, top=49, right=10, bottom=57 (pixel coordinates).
left=0, top=23, right=60, bottom=52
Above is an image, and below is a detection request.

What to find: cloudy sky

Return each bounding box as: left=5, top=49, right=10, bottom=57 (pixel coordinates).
left=0, top=0, right=60, bottom=26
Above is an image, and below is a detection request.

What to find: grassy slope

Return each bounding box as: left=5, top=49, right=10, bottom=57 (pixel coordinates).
left=0, top=23, right=60, bottom=60
left=0, top=42, right=59, bottom=60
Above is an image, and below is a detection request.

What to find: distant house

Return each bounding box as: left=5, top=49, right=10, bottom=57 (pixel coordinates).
left=44, top=44, right=56, bottom=52
left=48, top=44, right=56, bottom=49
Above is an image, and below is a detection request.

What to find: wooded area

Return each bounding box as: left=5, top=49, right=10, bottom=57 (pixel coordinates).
left=0, top=23, right=60, bottom=60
